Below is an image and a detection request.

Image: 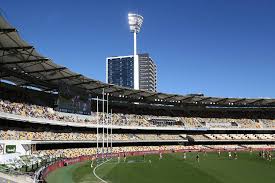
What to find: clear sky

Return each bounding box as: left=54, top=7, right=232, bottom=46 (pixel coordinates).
left=1, top=0, right=275, bottom=98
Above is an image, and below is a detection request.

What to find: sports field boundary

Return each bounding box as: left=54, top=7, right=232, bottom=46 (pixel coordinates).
left=43, top=147, right=275, bottom=182
left=93, top=158, right=112, bottom=183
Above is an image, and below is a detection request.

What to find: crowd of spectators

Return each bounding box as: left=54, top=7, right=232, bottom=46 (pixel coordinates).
left=0, top=99, right=92, bottom=123
left=4, top=127, right=275, bottom=142
left=0, top=129, right=97, bottom=141
left=188, top=134, right=275, bottom=141
left=34, top=145, right=206, bottom=158
left=261, top=119, right=275, bottom=128
left=0, top=128, right=184, bottom=142
left=1, top=99, right=275, bottom=129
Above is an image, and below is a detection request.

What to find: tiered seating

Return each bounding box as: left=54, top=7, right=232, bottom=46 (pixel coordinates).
left=206, top=145, right=243, bottom=149
left=0, top=128, right=184, bottom=142
left=0, top=99, right=94, bottom=124
left=34, top=145, right=207, bottom=158
left=136, top=134, right=162, bottom=140
left=180, top=117, right=202, bottom=127
left=159, top=134, right=183, bottom=140
left=261, top=119, right=275, bottom=128
left=0, top=129, right=97, bottom=141
left=195, top=134, right=275, bottom=141
left=1, top=99, right=275, bottom=129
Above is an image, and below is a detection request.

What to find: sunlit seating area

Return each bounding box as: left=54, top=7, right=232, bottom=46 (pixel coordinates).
left=189, top=134, right=275, bottom=141
left=1, top=99, right=274, bottom=129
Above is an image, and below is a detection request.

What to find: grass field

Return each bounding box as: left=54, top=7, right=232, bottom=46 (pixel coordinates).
left=46, top=151, right=275, bottom=183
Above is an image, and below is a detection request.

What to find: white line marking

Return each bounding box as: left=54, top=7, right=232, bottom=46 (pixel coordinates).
left=93, top=159, right=112, bottom=183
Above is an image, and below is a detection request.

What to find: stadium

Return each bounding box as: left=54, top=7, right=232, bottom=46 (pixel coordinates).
left=1, top=7, right=275, bottom=183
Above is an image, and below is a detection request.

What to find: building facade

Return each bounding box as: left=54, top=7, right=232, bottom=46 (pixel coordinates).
left=138, top=53, right=157, bottom=92
left=106, top=53, right=157, bottom=92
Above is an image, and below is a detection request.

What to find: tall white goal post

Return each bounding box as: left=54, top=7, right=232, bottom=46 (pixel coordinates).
left=96, top=89, right=113, bottom=160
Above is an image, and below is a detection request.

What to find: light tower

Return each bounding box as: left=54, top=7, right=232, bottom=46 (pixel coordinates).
left=128, top=13, right=143, bottom=89
left=128, top=13, right=143, bottom=55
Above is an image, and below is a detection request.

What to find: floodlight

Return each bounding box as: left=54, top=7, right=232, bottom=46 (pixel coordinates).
left=128, top=13, right=143, bottom=56
left=128, top=13, right=144, bottom=33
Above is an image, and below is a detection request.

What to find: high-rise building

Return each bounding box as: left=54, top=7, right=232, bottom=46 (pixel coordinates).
left=138, top=53, right=157, bottom=92
left=106, top=53, right=157, bottom=92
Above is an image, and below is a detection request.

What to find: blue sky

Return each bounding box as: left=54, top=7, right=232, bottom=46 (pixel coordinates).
left=1, top=0, right=275, bottom=98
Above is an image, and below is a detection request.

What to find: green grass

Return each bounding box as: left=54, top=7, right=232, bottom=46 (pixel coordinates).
left=46, top=152, right=275, bottom=183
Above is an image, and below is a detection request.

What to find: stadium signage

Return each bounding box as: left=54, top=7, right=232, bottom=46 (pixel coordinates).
left=6, top=145, right=16, bottom=153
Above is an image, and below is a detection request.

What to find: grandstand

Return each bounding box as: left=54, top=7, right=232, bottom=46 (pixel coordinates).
left=1, top=13, right=275, bottom=183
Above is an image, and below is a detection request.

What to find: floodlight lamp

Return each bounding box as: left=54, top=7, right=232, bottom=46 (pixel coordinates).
left=128, top=13, right=144, bottom=33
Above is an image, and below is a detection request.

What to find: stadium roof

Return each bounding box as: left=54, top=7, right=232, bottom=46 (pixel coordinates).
left=1, top=15, right=275, bottom=108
